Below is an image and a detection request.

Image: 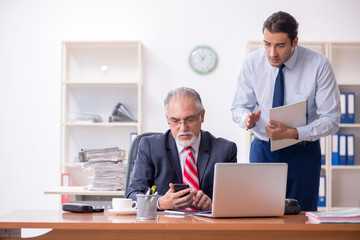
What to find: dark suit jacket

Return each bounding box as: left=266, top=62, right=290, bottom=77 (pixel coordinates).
left=127, top=130, right=237, bottom=201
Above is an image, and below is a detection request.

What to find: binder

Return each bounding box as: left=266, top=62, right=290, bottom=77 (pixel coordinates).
left=331, top=134, right=339, bottom=165
left=318, top=175, right=326, bottom=207
left=340, top=92, right=346, bottom=123
left=347, top=92, right=355, bottom=123
left=347, top=134, right=355, bottom=165
left=320, top=137, right=326, bottom=165
left=339, top=134, right=347, bottom=165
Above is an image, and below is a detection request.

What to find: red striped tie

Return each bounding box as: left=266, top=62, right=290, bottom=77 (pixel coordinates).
left=183, top=146, right=199, bottom=191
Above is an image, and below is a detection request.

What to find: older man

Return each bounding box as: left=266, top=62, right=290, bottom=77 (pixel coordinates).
left=127, top=87, right=237, bottom=210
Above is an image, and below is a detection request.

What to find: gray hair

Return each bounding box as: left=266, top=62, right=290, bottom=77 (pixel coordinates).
left=164, top=87, right=204, bottom=115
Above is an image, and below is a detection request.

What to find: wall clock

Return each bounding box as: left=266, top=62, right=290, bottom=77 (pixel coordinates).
left=189, top=45, right=218, bottom=74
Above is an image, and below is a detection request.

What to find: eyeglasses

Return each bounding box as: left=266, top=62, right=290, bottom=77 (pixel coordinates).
left=167, top=111, right=202, bottom=127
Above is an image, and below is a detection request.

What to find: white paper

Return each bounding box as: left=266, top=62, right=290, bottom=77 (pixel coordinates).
left=269, top=100, right=307, bottom=151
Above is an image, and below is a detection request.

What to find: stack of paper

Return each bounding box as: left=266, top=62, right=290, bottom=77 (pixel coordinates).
left=79, top=147, right=127, bottom=191
left=69, top=113, right=102, bottom=123
left=83, top=160, right=127, bottom=191
left=306, top=208, right=360, bottom=223
left=78, top=147, right=125, bottom=163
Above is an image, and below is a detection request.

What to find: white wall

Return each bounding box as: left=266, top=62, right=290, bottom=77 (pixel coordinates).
left=0, top=0, right=359, bottom=215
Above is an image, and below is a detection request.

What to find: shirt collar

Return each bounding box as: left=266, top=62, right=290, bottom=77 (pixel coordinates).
left=284, top=46, right=298, bottom=70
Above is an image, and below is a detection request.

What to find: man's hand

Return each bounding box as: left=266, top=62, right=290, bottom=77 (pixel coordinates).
left=158, top=183, right=194, bottom=210
left=265, top=120, right=299, bottom=140
left=190, top=189, right=212, bottom=211
left=245, top=110, right=261, bottom=130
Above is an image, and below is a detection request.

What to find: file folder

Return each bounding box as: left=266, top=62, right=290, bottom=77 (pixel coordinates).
left=61, top=173, right=70, bottom=204
left=130, top=132, right=138, bottom=144
left=339, top=134, right=347, bottom=165
left=320, top=137, right=326, bottom=165
left=340, top=92, right=346, bottom=123
left=318, top=175, right=326, bottom=207
left=331, top=134, right=339, bottom=165
left=347, top=134, right=354, bottom=165
left=347, top=92, right=355, bottom=123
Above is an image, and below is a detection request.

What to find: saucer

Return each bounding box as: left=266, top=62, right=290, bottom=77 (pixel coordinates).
left=108, top=208, right=137, bottom=215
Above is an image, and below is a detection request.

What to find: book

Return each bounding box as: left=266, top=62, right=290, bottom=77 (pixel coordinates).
left=320, top=137, right=326, bottom=165
left=306, top=208, right=360, bottom=223
left=318, top=175, right=326, bottom=207
left=340, top=92, right=347, bottom=123
left=269, top=100, right=308, bottom=151
left=339, top=134, right=347, bottom=165
left=332, top=134, right=339, bottom=165
left=347, top=92, right=355, bottom=123
left=347, top=134, right=355, bottom=165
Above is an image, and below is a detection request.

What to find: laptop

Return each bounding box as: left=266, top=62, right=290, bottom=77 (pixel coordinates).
left=195, top=162, right=288, bottom=218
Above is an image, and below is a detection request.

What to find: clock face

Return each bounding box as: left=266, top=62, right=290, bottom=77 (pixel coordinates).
left=189, top=45, right=218, bottom=74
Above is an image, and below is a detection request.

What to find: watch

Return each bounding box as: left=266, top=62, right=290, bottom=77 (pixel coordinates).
left=189, top=45, right=218, bottom=74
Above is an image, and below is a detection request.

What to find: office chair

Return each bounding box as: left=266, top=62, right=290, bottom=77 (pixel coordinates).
left=124, top=132, right=162, bottom=197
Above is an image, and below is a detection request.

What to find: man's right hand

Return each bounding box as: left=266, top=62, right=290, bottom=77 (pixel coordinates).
left=244, top=110, right=261, bottom=130
left=158, top=183, right=194, bottom=210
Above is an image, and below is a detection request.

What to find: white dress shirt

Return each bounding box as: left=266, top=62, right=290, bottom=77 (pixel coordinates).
left=176, top=133, right=201, bottom=177
left=231, top=45, right=341, bottom=141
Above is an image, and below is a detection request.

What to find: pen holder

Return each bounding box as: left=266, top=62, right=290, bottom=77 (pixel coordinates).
left=136, top=193, right=158, bottom=220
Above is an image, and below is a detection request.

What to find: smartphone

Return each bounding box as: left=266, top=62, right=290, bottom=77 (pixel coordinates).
left=173, top=184, right=190, bottom=197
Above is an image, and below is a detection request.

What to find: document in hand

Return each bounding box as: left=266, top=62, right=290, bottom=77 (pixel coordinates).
left=306, top=208, right=360, bottom=224
left=269, top=100, right=308, bottom=151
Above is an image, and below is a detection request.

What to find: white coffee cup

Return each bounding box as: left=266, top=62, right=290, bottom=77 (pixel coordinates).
left=112, top=198, right=137, bottom=211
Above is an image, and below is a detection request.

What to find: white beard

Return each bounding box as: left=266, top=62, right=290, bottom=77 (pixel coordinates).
left=175, top=131, right=197, bottom=147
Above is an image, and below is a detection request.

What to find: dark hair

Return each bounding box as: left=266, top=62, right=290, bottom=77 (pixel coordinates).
left=263, top=11, right=299, bottom=44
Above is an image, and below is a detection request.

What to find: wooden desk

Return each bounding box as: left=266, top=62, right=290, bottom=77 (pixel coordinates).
left=0, top=210, right=359, bottom=240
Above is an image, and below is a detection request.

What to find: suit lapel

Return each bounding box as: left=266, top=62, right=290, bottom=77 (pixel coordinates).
left=197, top=131, right=210, bottom=185
left=166, top=131, right=182, bottom=182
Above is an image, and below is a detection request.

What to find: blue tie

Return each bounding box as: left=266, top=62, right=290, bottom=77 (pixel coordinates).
left=272, top=64, right=286, bottom=107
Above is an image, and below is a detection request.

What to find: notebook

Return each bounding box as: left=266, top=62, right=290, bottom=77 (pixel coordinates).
left=195, top=162, right=288, bottom=218
left=269, top=100, right=308, bottom=151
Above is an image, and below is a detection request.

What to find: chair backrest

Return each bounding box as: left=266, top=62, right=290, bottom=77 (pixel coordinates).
left=124, top=132, right=162, bottom=197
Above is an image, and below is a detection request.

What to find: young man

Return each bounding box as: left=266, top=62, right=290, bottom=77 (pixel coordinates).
left=231, top=11, right=341, bottom=211
left=128, top=87, right=237, bottom=210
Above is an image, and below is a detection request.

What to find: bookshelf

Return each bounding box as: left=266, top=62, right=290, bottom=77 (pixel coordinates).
left=48, top=41, right=142, bottom=200
left=328, top=43, right=360, bottom=211
left=246, top=42, right=360, bottom=211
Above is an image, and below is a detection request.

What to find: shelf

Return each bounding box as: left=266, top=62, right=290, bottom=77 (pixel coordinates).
left=331, top=166, right=360, bottom=170
left=58, top=41, right=142, bottom=193
left=339, top=124, right=360, bottom=128
left=44, top=186, right=124, bottom=196
left=63, top=122, right=139, bottom=127
left=63, top=41, right=141, bottom=83
left=63, top=81, right=140, bottom=86
left=330, top=43, right=360, bottom=85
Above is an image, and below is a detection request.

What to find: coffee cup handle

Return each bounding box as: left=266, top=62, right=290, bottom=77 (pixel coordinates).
left=132, top=201, right=137, bottom=209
